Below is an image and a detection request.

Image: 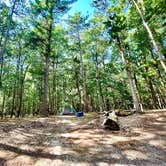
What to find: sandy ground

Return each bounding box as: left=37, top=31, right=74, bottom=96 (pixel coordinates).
left=0, top=110, right=166, bottom=166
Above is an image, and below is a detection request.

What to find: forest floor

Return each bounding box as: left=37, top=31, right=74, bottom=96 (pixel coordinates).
left=0, top=110, right=166, bottom=166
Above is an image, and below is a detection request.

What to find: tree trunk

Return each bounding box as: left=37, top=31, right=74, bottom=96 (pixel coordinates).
left=11, top=88, right=16, bottom=118
left=75, top=69, right=82, bottom=110
left=116, top=36, right=140, bottom=112
left=1, top=91, right=6, bottom=119
left=52, top=59, right=58, bottom=114
left=40, top=8, right=53, bottom=116
left=0, top=26, right=5, bottom=88
left=62, top=79, right=66, bottom=103
left=10, top=51, right=21, bottom=118
left=94, top=53, right=104, bottom=112
left=131, top=0, right=166, bottom=73
left=17, top=64, right=29, bottom=117
left=133, top=71, right=143, bottom=111
left=83, top=68, right=89, bottom=112
left=76, top=26, right=89, bottom=112
left=40, top=53, right=50, bottom=117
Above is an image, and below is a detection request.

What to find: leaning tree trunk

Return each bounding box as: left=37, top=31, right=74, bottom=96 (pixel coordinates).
left=131, top=0, right=166, bottom=73
left=116, top=36, right=140, bottom=112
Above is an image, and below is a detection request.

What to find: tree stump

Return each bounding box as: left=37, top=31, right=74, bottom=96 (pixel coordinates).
left=103, top=111, right=120, bottom=131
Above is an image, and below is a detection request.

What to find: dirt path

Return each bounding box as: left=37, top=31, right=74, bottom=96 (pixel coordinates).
left=0, top=111, right=166, bottom=166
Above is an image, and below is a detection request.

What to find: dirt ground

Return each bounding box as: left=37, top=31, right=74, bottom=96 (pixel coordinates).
left=0, top=110, right=166, bottom=166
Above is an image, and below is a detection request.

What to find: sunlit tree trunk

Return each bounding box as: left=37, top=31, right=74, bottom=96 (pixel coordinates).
left=75, top=69, right=82, bottom=109
left=1, top=91, right=6, bottom=119
left=76, top=25, right=89, bottom=112
left=117, top=36, right=140, bottom=112
left=94, top=52, right=104, bottom=112
left=11, top=87, right=16, bottom=118
left=41, top=51, right=50, bottom=117
left=131, top=0, right=166, bottom=73
left=133, top=71, right=144, bottom=111
left=52, top=59, right=58, bottom=114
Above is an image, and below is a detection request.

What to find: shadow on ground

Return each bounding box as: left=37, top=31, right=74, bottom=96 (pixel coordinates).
left=0, top=111, right=165, bottom=166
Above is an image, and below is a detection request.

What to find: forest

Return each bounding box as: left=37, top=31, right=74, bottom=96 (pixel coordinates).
left=0, top=0, right=166, bottom=165
left=0, top=0, right=166, bottom=117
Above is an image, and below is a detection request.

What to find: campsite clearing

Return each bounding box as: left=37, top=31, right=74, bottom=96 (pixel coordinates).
left=0, top=111, right=166, bottom=166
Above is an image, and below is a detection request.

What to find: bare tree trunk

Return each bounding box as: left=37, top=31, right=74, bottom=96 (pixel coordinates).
left=17, top=64, right=29, bottom=117
left=62, top=79, right=66, bottom=103
left=131, top=0, right=166, bottom=73
left=40, top=6, right=53, bottom=116
left=133, top=71, right=144, bottom=111
left=83, top=68, right=89, bottom=112
left=11, top=87, right=16, bottom=118
left=102, top=58, right=109, bottom=111
left=40, top=53, right=50, bottom=117
left=52, top=59, right=58, bottom=114
left=1, top=91, right=6, bottom=119
left=94, top=53, right=104, bottom=112
left=75, top=69, right=82, bottom=109
left=0, top=27, right=5, bottom=86
left=117, top=36, right=140, bottom=112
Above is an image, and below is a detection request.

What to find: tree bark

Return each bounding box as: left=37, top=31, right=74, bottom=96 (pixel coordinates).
left=133, top=71, right=143, bottom=111
left=40, top=53, right=50, bottom=117
left=94, top=53, right=104, bottom=112
left=17, top=64, right=29, bottom=117
left=52, top=59, right=58, bottom=114
left=11, top=87, right=16, bottom=118
left=75, top=69, right=82, bottom=109
left=1, top=91, right=6, bottom=119
left=40, top=19, right=53, bottom=117
left=116, top=36, right=140, bottom=112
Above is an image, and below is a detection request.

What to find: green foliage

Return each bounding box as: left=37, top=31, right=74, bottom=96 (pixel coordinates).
left=0, top=0, right=166, bottom=118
